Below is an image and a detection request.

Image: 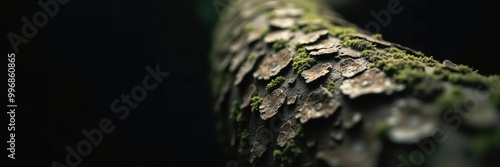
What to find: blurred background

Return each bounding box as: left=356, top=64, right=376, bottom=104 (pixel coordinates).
left=0, top=0, right=499, bottom=166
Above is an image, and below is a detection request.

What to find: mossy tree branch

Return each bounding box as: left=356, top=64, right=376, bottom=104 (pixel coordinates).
left=211, top=0, right=500, bottom=166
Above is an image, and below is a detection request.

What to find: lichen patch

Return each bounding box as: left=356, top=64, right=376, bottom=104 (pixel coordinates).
left=301, top=63, right=333, bottom=83
left=254, top=48, right=294, bottom=80
left=277, top=121, right=296, bottom=147
left=339, top=58, right=368, bottom=78
left=304, top=37, right=342, bottom=51
left=259, top=88, right=286, bottom=120
left=295, top=30, right=329, bottom=45
left=336, top=48, right=362, bottom=58
left=340, top=68, right=405, bottom=98
left=296, top=87, right=341, bottom=123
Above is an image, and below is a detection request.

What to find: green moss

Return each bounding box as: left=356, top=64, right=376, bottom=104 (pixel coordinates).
left=295, top=123, right=304, bottom=138
left=343, top=39, right=376, bottom=51
left=432, top=66, right=486, bottom=85
left=229, top=101, right=244, bottom=123
left=273, top=124, right=304, bottom=166
left=266, top=76, right=286, bottom=90
left=361, top=49, right=378, bottom=57
left=379, top=47, right=438, bottom=66
left=372, top=57, right=426, bottom=73
left=272, top=39, right=290, bottom=51
left=273, top=139, right=302, bottom=167
left=375, top=121, right=389, bottom=137
left=383, top=47, right=405, bottom=54
left=372, top=34, right=383, bottom=40
left=248, top=52, right=257, bottom=61
left=366, top=46, right=488, bottom=95
left=301, top=24, right=324, bottom=33
left=371, top=46, right=488, bottom=93
left=361, top=49, right=382, bottom=62
left=292, top=48, right=316, bottom=73
left=289, top=25, right=299, bottom=31
left=327, top=81, right=335, bottom=93
left=238, top=129, right=250, bottom=150
left=250, top=96, right=263, bottom=112
left=393, top=68, right=429, bottom=85
left=273, top=149, right=283, bottom=157
left=369, top=47, right=445, bottom=88
left=455, top=65, right=475, bottom=74
left=327, top=26, right=357, bottom=40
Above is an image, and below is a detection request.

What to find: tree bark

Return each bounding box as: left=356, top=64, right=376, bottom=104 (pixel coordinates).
left=211, top=0, right=500, bottom=166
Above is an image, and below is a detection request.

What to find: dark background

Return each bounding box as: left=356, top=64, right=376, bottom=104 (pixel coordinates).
left=1, top=0, right=499, bottom=166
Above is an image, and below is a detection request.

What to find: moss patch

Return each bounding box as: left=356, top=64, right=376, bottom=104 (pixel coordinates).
left=372, top=34, right=383, bottom=40
left=273, top=140, right=302, bottom=167
left=343, top=39, right=376, bottom=51
left=375, top=121, right=389, bottom=137
left=292, top=48, right=316, bottom=73
left=266, top=76, right=286, bottom=90
left=229, top=101, right=244, bottom=123
left=327, top=81, right=335, bottom=93
left=301, top=24, right=324, bottom=33
left=327, top=26, right=357, bottom=41
left=273, top=39, right=290, bottom=51
left=248, top=52, right=257, bottom=61
left=250, top=96, right=263, bottom=112
left=361, top=49, right=379, bottom=58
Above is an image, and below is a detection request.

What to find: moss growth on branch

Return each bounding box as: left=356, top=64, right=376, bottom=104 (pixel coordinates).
left=250, top=96, right=263, bottom=112
left=343, top=39, right=376, bottom=51
left=273, top=39, right=290, bottom=51
left=266, top=76, right=286, bottom=90
left=292, top=48, right=315, bottom=73
left=327, top=81, right=335, bottom=93
left=372, top=34, right=383, bottom=40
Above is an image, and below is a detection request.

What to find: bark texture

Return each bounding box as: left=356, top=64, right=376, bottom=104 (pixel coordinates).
left=211, top=0, right=500, bottom=166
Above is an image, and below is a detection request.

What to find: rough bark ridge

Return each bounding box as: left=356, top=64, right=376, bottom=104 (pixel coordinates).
left=211, top=0, right=500, bottom=166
